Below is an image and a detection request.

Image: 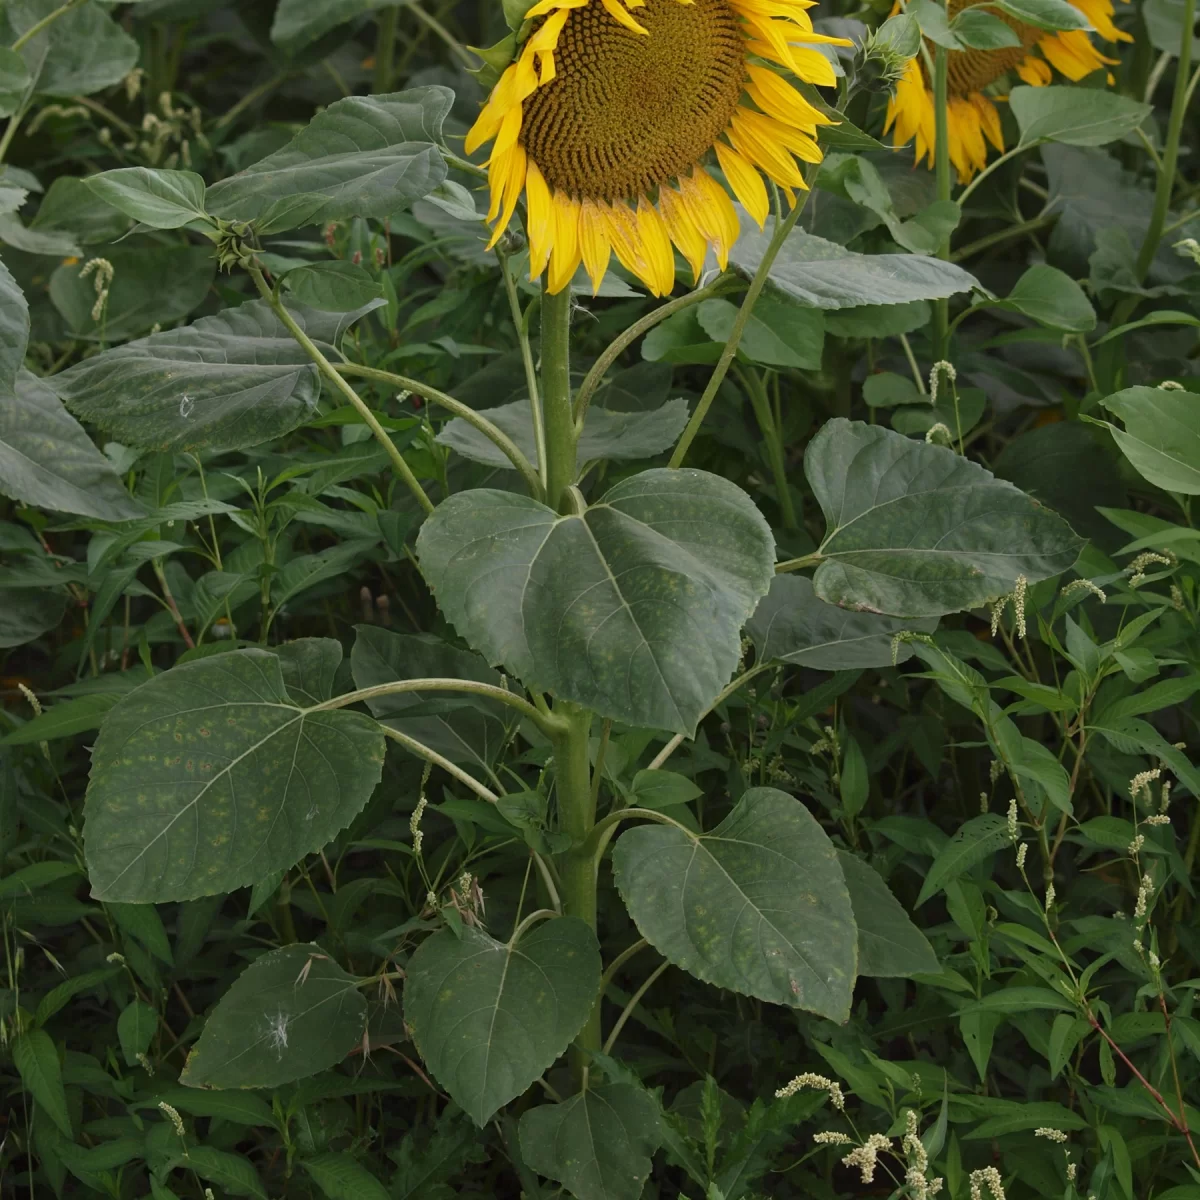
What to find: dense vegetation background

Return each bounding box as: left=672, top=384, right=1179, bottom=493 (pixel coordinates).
left=1, top=0, right=1199, bottom=1197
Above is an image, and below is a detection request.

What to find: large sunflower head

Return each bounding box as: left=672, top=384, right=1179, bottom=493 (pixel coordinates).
left=884, top=0, right=1131, bottom=182
left=466, top=0, right=850, bottom=296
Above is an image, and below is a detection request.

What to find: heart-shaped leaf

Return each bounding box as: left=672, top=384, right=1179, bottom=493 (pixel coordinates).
left=747, top=575, right=937, bottom=671
left=416, top=469, right=774, bottom=733
left=52, top=298, right=382, bottom=453
left=807, top=419, right=1083, bottom=618
left=1092, top=385, right=1200, bottom=494
left=403, top=916, right=601, bottom=1125
left=518, top=1085, right=662, bottom=1200
left=612, top=787, right=856, bottom=1019
left=83, top=646, right=385, bottom=902
left=180, top=944, right=366, bottom=1089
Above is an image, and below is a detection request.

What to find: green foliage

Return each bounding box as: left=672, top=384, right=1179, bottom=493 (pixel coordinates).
left=0, top=1, right=1198, bottom=1198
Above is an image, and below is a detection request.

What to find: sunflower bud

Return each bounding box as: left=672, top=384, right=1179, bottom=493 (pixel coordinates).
left=857, top=13, right=919, bottom=91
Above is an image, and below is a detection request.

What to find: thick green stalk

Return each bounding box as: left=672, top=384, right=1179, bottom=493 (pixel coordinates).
left=1136, top=0, right=1196, bottom=279
left=931, top=44, right=952, bottom=364
left=541, top=284, right=577, bottom=513
left=374, top=6, right=399, bottom=93
left=554, top=702, right=599, bottom=1082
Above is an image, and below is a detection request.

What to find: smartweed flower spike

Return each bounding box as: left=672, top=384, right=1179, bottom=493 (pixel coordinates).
left=465, top=0, right=850, bottom=295
left=842, top=1134, right=892, bottom=1184
left=775, top=1072, right=845, bottom=1110
left=969, top=1167, right=1007, bottom=1200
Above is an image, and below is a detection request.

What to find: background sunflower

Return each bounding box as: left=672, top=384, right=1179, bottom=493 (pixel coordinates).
left=885, top=0, right=1131, bottom=180
left=466, top=0, right=850, bottom=294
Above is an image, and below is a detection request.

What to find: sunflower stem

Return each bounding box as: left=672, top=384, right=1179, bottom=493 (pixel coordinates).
left=541, top=283, right=577, bottom=513
left=500, top=248, right=548, bottom=491
left=931, top=43, right=952, bottom=364
left=1136, top=0, right=1195, bottom=279
left=374, top=5, right=399, bottom=93
left=669, top=198, right=807, bottom=469
left=552, top=701, right=600, bottom=1087
left=248, top=267, right=434, bottom=516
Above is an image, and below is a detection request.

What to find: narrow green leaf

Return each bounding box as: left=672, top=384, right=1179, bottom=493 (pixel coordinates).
left=117, top=999, right=158, bottom=1066
left=13, top=1029, right=72, bottom=1137
left=301, top=1152, right=390, bottom=1200
left=916, top=814, right=1011, bottom=906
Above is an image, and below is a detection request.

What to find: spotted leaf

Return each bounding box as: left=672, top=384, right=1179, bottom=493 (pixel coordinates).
left=82, top=645, right=385, bottom=903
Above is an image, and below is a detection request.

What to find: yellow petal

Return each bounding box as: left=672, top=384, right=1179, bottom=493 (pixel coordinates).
left=486, top=140, right=527, bottom=248
left=579, top=198, right=612, bottom=292
left=715, top=141, right=769, bottom=228
left=548, top=192, right=581, bottom=294
left=659, top=185, right=707, bottom=283
left=971, top=93, right=1004, bottom=153
left=745, top=64, right=831, bottom=127
left=524, top=0, right=587, bottom=19
left=599, top=0, right=649, bottom=33
left=637, top=199, right=676, bottom=296
left=526, top=159, right=554, bottom=279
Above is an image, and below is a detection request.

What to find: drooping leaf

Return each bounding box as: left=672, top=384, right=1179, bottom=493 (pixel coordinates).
left=518, top=1085, right=662, bottom=1200
left=991, top=0, right=1088, bottom=28
left=52, top=298, right=383, bottom=454
left=1091, top=386, right=1200, bottom=494
left=731, top=212, right=978, bottom=309
left=807, top=419, right=1083, bottom=618
left=435, top=398, right=690, bottom=471
left=0, top=252, right=28, bottom=391
left=1010, top=85, right=1152, bottom=148
left=403, top=916, right=601, bottom=1125
left=0, top=585, right=67, bottom=648
left=83, top=647, right=385, bottom=902
left=416, top=469, right=774, bottom=734
left=84, top=168, right=209, bottom=230
left=837, top=852, right=939, bottom=978
left=747, top=575, right=937, bottom=671
left=206, top=89, right=450, bottom=234
left=282, top=260, right=384, bottom=311
left=612, top=787, right=857, bottom=1019
left=180, top=943, right=366, bottom=1089
left=350, top=625, right=515, bottom=770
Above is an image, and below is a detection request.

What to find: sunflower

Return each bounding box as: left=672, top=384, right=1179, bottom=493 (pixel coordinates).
left=885, top=0, right=1130, bottom=182
left=465, top=0, right=850, bottom=296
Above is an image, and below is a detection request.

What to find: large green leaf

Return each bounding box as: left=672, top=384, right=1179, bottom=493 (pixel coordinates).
left=0, top=587, right=68, bottom=648
left=1010, top=86, right=1152, bottom=148
left=416, top=470, right=774, bottom=734
left=403, top=916, right=601, bottom=1125
left=1092, top=386, right=1200, bottom=494
left=50, top=242, right=215, bottom=342
left=0, top=252, right=28, bottom=391
left=611, top=788, right=857, bottom=1019
left=350, top=625, right=515, bottom=770
left=435, top=398, right=689, bottom=471
left=11, top=0, right=138, bottom=98
left=731, top=211, right=978, bottom=309
left=747, top=575, right=936, bottom=670
left=272, top=0, right=396, bottom=53
left=52, top=299, right=382, bottom=454
left=180, top=944, right=366, bottom=1089
left=518, top=1085, right=662, bottom=1200
left=206, top=89, right=450, bottom=234
left=837, top=852, right=938, bottom=978
left=807, top=419, right=1082, bottom=618
left=1000, top=264, right=1096, bottom=332
left=83, top=647, right=385, bottom=902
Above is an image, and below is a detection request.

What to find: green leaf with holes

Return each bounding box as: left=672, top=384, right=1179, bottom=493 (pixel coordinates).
left=612, top=788, right=857, bottom=1019
left=82, top=646, right=385, bottom=903
left=181, top=944, right=366, bottom=1089
left=403, top=917, right=601, bottom=1126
